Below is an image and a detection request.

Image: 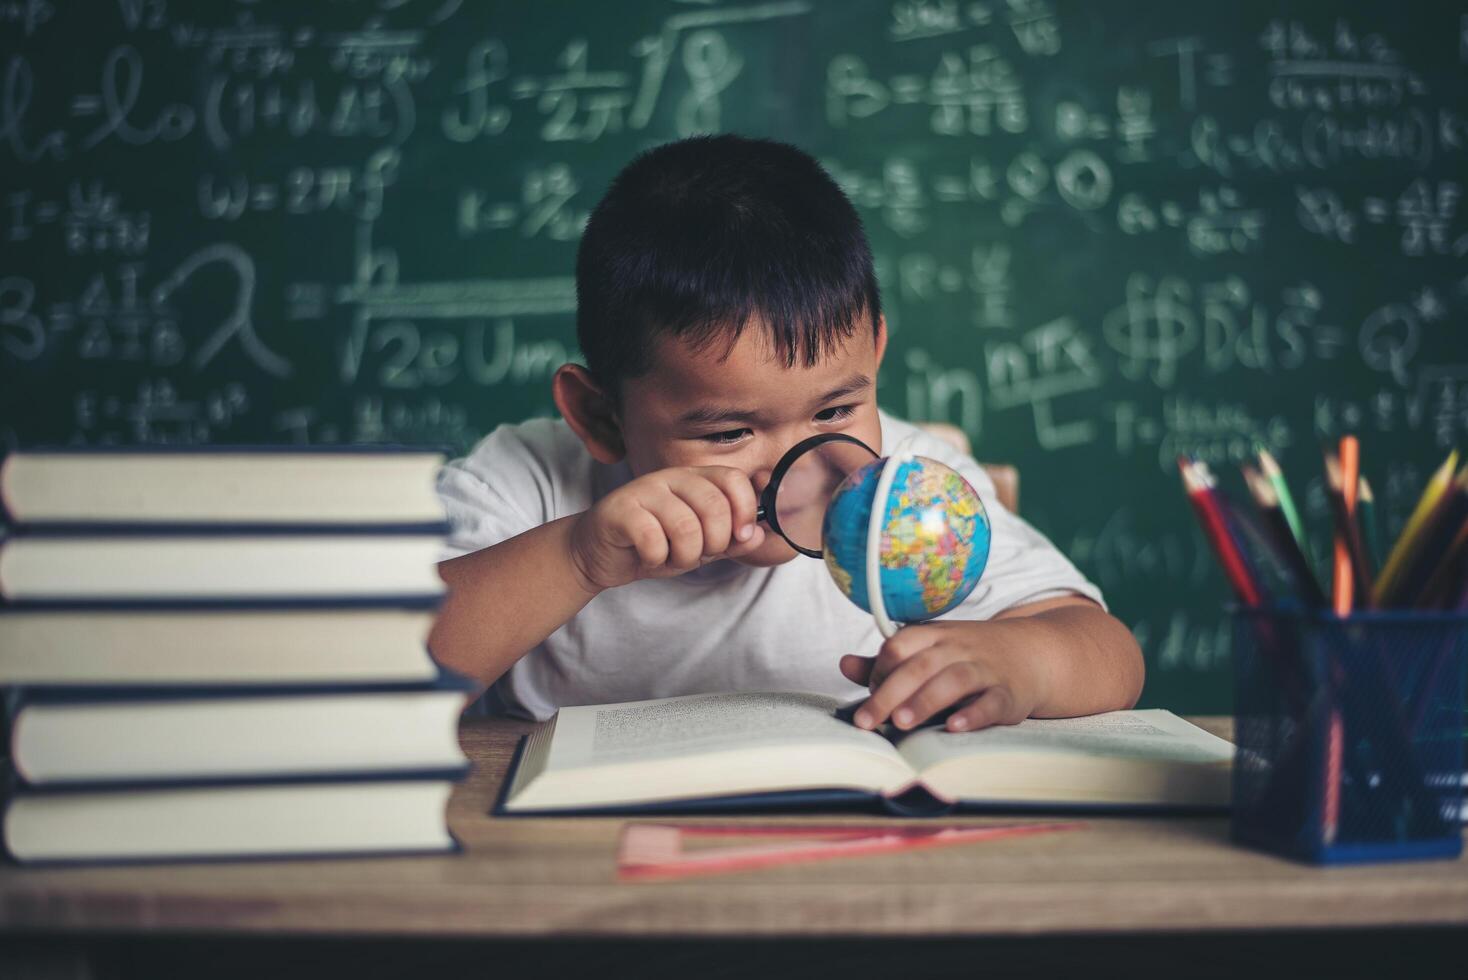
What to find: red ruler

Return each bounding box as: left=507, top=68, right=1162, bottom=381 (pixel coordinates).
left=616, top=820, right=1083, bottom=881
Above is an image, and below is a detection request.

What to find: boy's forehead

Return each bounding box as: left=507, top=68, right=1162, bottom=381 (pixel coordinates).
left=630, top=324, right=876, bottom=410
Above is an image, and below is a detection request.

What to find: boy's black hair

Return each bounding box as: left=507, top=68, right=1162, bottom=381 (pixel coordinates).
left=575, top=134, right=882, bottom=395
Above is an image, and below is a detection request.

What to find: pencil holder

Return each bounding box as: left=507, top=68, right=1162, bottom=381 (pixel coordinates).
left=1231, top=607, right=1466, bottom=864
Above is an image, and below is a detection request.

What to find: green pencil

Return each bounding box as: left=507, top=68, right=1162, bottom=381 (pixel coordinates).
left=1257, top=445, right=1308, bottom=558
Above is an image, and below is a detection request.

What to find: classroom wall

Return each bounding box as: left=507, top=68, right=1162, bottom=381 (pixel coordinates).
left=3, top=1, right=1466, bottom=712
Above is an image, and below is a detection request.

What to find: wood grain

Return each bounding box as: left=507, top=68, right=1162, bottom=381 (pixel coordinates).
left=0, top=716, right=1463, bottom=939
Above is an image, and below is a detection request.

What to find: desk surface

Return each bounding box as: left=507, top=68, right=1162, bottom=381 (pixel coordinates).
left=1, top=716, right=1464, bottom=939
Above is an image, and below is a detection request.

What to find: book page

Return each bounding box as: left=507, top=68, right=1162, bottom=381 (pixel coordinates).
left=546, top=691, right=901, bottom=771
left=503, top=691, right=918, bottom=812
left=895, top=709, right=1234, bottom=775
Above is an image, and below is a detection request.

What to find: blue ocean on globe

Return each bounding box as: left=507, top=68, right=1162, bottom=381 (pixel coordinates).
left=820, top=455, right=991, bottom=623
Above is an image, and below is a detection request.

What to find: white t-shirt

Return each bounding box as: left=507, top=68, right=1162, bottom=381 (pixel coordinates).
left=437, top=411, right=1104, bottom=720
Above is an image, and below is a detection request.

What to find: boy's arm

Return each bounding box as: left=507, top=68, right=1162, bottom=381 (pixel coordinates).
left=429, top=466, right=764, bottom=687
left=991, top=595, right=1145, bottom=716
left=428, top=515, right=600, bottom=686
left=838, top=595, right=1145, bottom=732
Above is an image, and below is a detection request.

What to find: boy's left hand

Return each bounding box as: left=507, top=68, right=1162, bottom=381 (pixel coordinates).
left=837, top=619, right=1051, bottom=733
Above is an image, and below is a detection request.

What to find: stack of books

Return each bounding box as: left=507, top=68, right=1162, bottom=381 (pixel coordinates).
left=0, top=447, right=470, bottom=863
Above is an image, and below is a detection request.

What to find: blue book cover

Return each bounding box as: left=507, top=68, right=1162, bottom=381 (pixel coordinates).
left=7, top=664, right=475, bottom=704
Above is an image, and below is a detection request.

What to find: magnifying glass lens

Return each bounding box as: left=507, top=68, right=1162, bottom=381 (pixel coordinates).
left=773, top=439, right=878, bottom=553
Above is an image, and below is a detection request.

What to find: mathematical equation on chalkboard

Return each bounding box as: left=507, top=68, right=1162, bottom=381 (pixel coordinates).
left=3, top=1, right=1467, bottom=704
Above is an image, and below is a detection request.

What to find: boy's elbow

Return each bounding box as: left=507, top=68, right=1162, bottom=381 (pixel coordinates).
left=1121, top=653, right=1145, bottom=711
left=1111, top=616, right=1146, bottom=710
left=426, top=590, right=507, bottom=687
left=1076, top=605, right=1144, bottom=711
left=426, top=618, right=475, bottom=680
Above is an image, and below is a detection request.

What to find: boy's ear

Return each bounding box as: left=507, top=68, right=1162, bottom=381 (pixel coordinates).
left=553, top=364, right=626, bottom=464
left=874, top=313, right=888, bottom=367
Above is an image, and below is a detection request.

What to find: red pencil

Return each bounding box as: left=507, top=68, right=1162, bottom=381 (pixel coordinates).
left=1178, top=457, right=1263, bottom=607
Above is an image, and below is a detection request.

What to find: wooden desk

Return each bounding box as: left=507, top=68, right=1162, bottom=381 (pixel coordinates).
left=2, top=716, right=1465, bottom=978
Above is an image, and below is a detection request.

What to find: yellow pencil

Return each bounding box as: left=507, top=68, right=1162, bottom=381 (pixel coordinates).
left=1373, top=449, right=1460, bottom=605
left=1417, top=519, right=1468, bottom=609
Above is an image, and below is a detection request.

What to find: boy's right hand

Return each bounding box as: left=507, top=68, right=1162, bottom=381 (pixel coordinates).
left=569, top=466, right=766, bottom=591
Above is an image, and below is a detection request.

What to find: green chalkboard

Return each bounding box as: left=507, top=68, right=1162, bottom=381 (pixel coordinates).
left=4, top=1, right=1467, bottom=712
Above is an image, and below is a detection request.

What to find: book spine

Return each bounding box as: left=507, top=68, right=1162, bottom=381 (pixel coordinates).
left=9, top=444, right=453, bottom=456
left=0, top=595, right=446, bottom=611
left=10, top=666, right=475, bottom=703
left=7, top=764, right=473, bottom=795
left=6, top=522, right=452, bottom=537
left=0, top=596, right=444, bottom=613
left=0, top=452, right=15, bottom=526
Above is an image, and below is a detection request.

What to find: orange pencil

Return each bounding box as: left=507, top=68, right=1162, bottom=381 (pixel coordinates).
left=1321, top=436, right=1361, bottom=847
left=1332, top=437, right=1360, bottom=614
left=1324, top=451, right=1373, bottom=607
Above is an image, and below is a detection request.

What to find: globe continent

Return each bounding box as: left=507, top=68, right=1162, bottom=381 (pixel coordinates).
left=821, top=455, right=990, bottom=623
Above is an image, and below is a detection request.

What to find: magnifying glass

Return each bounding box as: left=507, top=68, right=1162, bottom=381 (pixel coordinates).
left=754, top=433, right=879, bottom=559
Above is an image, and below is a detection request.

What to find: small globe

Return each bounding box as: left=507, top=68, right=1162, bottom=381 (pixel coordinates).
left=821, top=455, right=991, bottom=623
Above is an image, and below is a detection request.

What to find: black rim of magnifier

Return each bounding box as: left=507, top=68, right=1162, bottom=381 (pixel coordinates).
left=756, top=432, right=879, bottom=559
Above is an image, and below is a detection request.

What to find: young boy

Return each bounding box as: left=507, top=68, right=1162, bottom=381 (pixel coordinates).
left=430, top=134, right=1143, bottom=734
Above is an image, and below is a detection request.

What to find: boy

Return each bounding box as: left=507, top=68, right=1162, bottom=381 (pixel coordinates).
left=430, top=135, right=1143, bottom=734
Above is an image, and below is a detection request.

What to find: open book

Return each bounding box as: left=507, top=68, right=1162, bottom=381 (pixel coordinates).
left=496, top=692, right=1233, bottom=816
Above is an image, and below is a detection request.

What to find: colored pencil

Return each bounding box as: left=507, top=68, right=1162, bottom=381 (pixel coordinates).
left=1358, top=476, right=1383, bottom=572
left=1323, top=709, right=1343, bottom=846
left=1257, top=445, right=1309, bottom=559
left=1178, top=458, right=1263, bottom=607
left=1417, top=521, right=1468, bottom=610
left=1242, top=465, right=1327, bottom=608
left=1374, top=450, right=1460, bottom=606
left=1186, top=461, right=1308, bottom=718
left=1223, top=493, right=1292, bottom=600
left=1194, top=460, right=1273, bottom=603
left=1324, top=450, right=1373, bottom=609
left=1385, top=466, right=1468, bottom=609
left=1322, top=436, right=1363, bottom=846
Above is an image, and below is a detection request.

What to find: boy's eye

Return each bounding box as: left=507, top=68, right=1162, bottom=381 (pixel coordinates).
left=702, top=428, right=752, bottom=445
left=815, top=404, right=856, bottom=423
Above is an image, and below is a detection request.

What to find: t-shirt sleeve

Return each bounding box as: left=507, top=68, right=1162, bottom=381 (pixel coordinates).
left=888, top=426, right=1106, bottom=618
left=435, top=421, right=558, bottom=561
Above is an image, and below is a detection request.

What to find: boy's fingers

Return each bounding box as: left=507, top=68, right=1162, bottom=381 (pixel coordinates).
left=945, top=685, right=1018, bottom=733
left=720, top=523, right=765, bottom=558
left=621, top=505, right=671, bottom=570
left=698, top=466, right=761, bottom=541
left=890, top=662, right=990, bottom=731
left=869, top=625, right=943, bottom=690
left=640, top=492, right=705, bottom=570
left=839, top=653, right=873, bottom=685
left=668, top=476, right=733, bottom=557
left=851, top=646, right=959, bottom=730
